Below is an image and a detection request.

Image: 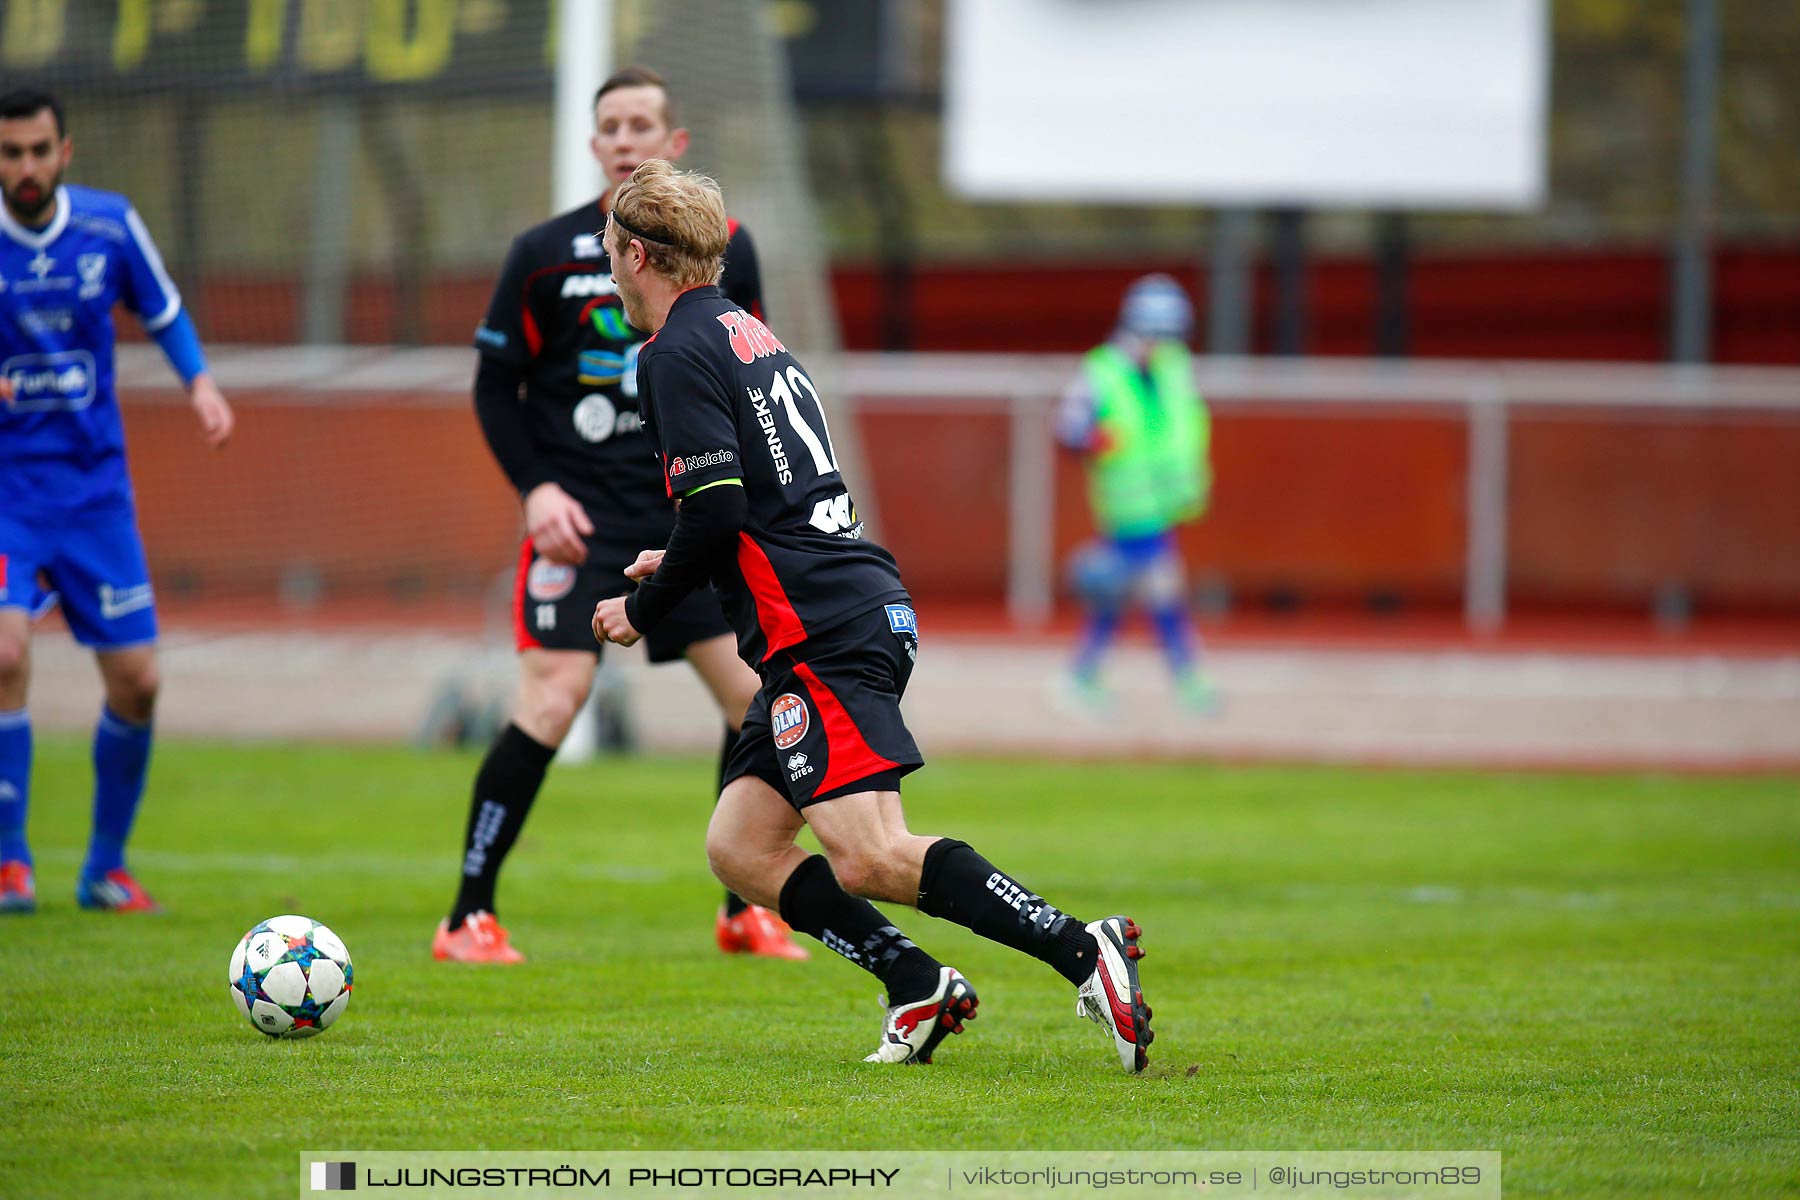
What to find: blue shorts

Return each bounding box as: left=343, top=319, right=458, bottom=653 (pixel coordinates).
left=0, top=501, right=159, bottom=649
left=1070, top=530, right=1183, bottom=608
left=1108, top=530, right=1177, bottom=566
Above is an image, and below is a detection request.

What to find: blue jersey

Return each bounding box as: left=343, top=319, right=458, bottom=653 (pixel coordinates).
left=0, top=184, right=184, bottom=514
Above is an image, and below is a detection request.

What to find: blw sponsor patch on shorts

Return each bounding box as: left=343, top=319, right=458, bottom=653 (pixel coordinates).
left=527, top=559, right=576, bottom=602
left=885, top=604, right=917, bottom=636
left=771, top=692, right=810, bottom=750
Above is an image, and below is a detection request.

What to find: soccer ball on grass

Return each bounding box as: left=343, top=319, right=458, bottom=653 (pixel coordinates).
left=228, top=915, right=353, bottom=1038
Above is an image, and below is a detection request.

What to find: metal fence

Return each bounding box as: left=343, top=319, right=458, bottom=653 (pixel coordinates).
left=836, top=354, right=1800, bottom=629
left=118, top=346, right=1800, bottom=629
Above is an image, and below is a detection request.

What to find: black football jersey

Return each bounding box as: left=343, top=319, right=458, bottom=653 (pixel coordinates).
left=473, top=201, right=762, bottom=558
left=636, top=286, right=909, bottom=665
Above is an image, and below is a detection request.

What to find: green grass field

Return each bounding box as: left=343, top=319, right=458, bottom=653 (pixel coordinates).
left=1, top=739, right=1796, bottom=1198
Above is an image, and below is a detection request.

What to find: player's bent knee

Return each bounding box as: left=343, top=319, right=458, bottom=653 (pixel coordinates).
left=704, top=824, right=745, bottom=888
left=705, top=805, right=785, bottom=896
left=519, top=695, right=581, bottom=744
left=824, top=850, right=886, bottom=900
left=102, top=659, right=161, bottom=720
left=0, top=635, right=27, bottom=686
left=515, top=659, right=594, bottom=744
left=706, top=844, right=760, bottom=899
left=129, top=663, right=162, bottom=703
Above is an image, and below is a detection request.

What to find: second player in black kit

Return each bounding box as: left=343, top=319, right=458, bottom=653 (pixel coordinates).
left=473, top=203, right=761, bottom=655
left=594, top=160, right=1154, bottom=1072
left=435, top=66, right=807, bottom=966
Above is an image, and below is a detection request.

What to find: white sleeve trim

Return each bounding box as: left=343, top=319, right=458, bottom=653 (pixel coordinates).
left=123, top=205, right=184, bottom=331
left=141, top=293, right=183, bottom=333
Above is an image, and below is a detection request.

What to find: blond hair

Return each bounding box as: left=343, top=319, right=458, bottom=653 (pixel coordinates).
left=609, top=159, right=728, bottom=289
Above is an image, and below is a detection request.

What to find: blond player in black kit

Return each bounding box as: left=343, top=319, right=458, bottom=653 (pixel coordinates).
left=435, top=67, right=804, bottom=964
left=592, top=160, right=1155, bottom=1071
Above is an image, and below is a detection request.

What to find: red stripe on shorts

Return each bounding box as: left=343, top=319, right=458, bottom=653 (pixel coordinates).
left=511, top=539, right=543, bottom=652
left=793, top=662, right=898, bottom=797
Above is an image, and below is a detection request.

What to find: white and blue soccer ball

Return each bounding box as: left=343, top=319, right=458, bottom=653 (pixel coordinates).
left=228, top=915, right=353, bottom=1039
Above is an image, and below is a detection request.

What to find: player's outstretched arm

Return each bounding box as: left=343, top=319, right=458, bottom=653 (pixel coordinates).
left=188, top=373, right=233, bottom=448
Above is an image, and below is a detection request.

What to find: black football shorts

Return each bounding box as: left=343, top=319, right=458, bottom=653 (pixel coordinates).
left=724, top=601, right=924, bottom=809
left=510, top=537, right=731, bottom=663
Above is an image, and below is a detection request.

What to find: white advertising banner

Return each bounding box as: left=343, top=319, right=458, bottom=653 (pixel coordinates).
left=944, top=0, right=1548, bottom=209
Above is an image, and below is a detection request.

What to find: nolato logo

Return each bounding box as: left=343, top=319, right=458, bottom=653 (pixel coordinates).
left=678, top=449, right=735, bottom=473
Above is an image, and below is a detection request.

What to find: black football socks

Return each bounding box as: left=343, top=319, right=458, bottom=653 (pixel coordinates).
left=716, top=724, right=751, bottom=918
left=449, top=723, right=556, bottom=927
left=778, top=853, right=943, bottom=1004
left=917, top=839, right=1100, bottom=986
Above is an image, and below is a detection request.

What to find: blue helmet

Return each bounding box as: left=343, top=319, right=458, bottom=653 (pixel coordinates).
left=1117, top=273, right=1193, bottom=341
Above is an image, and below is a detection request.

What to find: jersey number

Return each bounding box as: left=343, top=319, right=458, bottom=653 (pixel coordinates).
left=767, top=366, right=837, bottom=478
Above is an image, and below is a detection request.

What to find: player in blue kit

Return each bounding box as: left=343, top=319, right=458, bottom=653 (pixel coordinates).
left=0, top=89, right=234, bottom=914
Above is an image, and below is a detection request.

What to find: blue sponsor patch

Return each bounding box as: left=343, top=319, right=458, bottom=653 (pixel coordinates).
left=3, top=349, right=96, bottom=412
left=885, top=604, right=917, bottom=636
left=473, top=324, right=509, bottom=350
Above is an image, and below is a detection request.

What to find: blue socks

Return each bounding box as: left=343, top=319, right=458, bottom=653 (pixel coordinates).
left=84, top=706, right=153, bottom=878
left=1150, top=602, right=1197, bottom=676
left=0, top=708, right=30, bottom=865
left=1073, top=607, right=1122, bottom=679
left=0, top=706, right=156, bottom=876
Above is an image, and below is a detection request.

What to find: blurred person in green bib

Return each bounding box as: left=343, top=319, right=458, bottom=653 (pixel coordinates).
left=1057, top=274, right=1216, bottom=712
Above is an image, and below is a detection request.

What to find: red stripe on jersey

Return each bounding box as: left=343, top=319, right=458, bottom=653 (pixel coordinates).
left=793, top=662, right=899, bottom=796
left=736, top=532, right=808, bottom=659
left=516, top=262, right=605, bottom=357
left=511, top=538, right=544, bottom=652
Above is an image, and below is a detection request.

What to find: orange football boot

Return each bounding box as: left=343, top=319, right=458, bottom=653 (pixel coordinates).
left=76, top=868, right=162, bottom=912
left=432, top=911, right=526, bottom=964
left=716, top=903, right=809, bottom=960
left=0, top=861, right=35, bottom=914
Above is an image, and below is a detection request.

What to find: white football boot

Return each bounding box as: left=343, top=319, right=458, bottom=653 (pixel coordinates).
left=1076, top=915, right=1153, bottom=1073
left=864, top=966, right=979, bottom=1064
